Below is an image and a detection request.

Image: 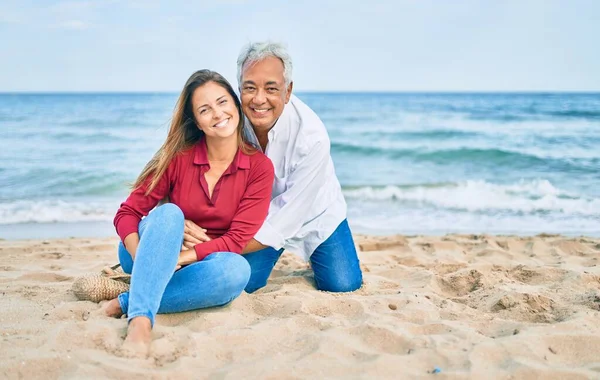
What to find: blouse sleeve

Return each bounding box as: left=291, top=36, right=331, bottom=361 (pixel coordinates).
left=113, top=158, right=178, bottom=242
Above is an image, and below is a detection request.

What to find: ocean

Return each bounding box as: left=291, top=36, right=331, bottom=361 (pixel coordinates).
left=1, top=92, right=599, bottom=239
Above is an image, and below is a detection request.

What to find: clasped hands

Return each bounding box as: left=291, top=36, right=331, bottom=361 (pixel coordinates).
left=176, top=219, right=211, bottom=270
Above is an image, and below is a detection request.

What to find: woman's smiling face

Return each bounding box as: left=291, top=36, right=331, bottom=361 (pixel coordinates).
left=192, top=81, right=240, bottom=140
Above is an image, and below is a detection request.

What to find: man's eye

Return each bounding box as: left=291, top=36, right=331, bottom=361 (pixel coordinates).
left=244, top=87, right=255, bottom=91
left=219, top=100, right=227, bottom=105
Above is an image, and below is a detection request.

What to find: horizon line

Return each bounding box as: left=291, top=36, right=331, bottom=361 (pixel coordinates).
left=1, top=90, right=599, bottom=95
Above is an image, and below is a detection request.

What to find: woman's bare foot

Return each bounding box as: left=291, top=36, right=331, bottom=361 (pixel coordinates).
left=121, top=317, right=152, bottom=358
left=101, top=298, right=123, bottom=318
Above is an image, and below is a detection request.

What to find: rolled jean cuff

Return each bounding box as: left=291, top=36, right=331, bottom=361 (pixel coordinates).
left=118, top=292, right=129, bottom=315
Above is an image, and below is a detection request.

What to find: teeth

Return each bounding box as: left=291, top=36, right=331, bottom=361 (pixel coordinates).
left=253, top=108, right=269, bottom=113
left=214, top=118, right=229, bottom=128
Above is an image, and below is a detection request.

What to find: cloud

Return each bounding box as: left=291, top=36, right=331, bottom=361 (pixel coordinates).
left=56, top=20, right=89, bottom=30
left=0, top=8, right=23, bottom=24
left=50, top=0, right=114, bottom=13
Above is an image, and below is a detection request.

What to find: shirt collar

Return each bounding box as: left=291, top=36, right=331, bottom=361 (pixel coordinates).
left=269, top=100, right=293, bottom=140
left=193, top=137, right=250, bottom=171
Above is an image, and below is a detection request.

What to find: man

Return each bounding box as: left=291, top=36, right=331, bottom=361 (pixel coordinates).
left=185, top=41, right=362, bottom=293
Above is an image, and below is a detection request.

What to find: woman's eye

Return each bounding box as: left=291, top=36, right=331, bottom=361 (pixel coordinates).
left=199, top=109, right=207, bottom=114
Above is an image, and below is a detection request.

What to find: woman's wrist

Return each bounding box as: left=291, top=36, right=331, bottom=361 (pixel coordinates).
left=179, top=248, right=197, bottom=266
left=124, top=233, right=140, bottom=258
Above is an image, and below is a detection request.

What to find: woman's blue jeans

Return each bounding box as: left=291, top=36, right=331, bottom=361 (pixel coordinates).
left=242, top=219, right=363, bottom=293
left=116, top=204, right=251, bottom=326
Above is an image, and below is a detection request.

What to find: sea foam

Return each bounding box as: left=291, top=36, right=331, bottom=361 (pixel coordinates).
left=343, top=179, right=600, bottom=216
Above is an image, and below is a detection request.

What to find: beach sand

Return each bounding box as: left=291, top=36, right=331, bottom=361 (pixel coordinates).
left=1, top=234, right=599, bottom=379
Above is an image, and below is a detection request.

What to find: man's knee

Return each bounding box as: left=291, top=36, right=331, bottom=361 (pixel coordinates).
left=316, top=274, right=363, bottom=293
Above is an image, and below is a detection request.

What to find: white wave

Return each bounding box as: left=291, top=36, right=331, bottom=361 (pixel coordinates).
left=0, top=200, right=116, bottom=224
left=347, top=207, right=600, bottom=237
left=343, top=179, right=600, bottom=216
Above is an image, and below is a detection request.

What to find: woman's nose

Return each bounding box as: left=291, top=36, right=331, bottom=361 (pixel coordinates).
left=213, top=108, right=224, bottom=118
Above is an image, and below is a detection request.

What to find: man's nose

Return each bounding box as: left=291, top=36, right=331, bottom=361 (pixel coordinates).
left=253, top=88, right=267, bottom=104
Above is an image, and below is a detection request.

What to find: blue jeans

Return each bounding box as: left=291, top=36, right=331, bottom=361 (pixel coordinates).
left=117, top=204, right=251, bottom=326
left=243, top=219, right=362, bottom=293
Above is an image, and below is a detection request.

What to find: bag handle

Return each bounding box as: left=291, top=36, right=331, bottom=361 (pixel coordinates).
left=101, top=264, right=131, bottom=281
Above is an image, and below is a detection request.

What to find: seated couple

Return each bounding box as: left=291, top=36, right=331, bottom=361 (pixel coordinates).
left=104, top=42, right=363, bottom=352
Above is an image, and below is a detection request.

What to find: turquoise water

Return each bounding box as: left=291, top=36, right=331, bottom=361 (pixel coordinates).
left=1, top=92, right=599, bottom=237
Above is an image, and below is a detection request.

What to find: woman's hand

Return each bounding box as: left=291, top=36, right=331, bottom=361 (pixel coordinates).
left=183, top=219, right=211, bottom=249
left=175, top=248, right=197, bottom=271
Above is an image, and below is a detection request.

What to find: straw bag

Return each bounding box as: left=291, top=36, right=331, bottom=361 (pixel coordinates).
left=72, top=264, right=131, bottom=303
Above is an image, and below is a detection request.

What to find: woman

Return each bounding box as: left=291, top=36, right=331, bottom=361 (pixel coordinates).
left=104, top=70, right=274, bottom=354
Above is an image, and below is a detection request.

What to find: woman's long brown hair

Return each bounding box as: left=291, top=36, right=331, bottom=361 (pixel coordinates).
left=133, top=70, right=253, bottom=194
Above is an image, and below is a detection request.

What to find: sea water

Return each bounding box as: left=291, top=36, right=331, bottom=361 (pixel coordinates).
left=1, top=92, right=598, bottom=238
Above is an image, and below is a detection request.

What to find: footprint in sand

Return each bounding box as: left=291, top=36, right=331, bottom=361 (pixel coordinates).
left=507, top=265, right=569, bottom=285
left=39, top=251, right=65, bottom=259
left=489, top=292, right=566, bottom=323
left=149, top=334, right=196, bottom=366
left=554, top=240, right=595, bottom=256
left=303, top=298, right=365, bottom=319
left=252, top=297, right=304, bottom=318
left=435, top=269, right=487, bottom=297
left=349, top=324, right=413, bottom=355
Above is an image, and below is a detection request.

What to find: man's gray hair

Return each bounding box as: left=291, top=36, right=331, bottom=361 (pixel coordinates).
left=237, top=41, right=293, bottom=88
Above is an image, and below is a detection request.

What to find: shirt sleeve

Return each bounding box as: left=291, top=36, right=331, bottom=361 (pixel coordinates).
left=113, top=159, right=176, bottom=242
left=253, top=139, right=329, bottom=250
left=194, top=156, right=275, bottom=261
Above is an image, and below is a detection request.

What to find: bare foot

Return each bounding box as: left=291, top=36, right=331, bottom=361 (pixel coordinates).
left=121, top=317, right=152, bottom=358
left=101, top=298, right=123, bottom=318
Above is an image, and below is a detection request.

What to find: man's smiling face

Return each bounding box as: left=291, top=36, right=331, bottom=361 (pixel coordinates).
left=240, top=56, right=293, bottom=134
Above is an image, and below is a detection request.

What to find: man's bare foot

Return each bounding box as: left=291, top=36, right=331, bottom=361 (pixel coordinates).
left=121, top=317, right=152, bottom=358
left=101, top=298, right=123, bottom=318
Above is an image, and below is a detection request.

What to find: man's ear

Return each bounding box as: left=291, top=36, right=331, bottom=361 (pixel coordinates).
left=284, top=81, right=293, bottom=103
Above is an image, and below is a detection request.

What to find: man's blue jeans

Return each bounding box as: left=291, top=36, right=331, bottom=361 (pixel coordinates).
left=116, top=204, right=251, bottom=326
left=243, top=219, right=363, bottom=293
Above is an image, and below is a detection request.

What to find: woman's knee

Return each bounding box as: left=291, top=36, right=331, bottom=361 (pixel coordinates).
left=154, top=203, right=184, bottom=222
left=214, top=252, right=251, bottom=292
left=148, top=203, right=184, bottom=231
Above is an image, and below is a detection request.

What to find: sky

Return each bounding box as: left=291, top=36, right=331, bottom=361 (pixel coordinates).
left=0, top=0, right=599, bottom=92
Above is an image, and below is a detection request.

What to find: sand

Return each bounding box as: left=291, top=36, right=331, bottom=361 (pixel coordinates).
left=1, top=234, right=599, bottom=379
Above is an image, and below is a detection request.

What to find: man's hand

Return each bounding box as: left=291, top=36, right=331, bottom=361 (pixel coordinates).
left=175, top=248, right=197, bottom=271
left=242, top=238, right=269, bottom=254
left=183, top=219, right=211, bottom=249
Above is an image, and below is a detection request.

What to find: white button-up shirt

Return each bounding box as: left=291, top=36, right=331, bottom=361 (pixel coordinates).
left=243, top=94, right=347, bottom=260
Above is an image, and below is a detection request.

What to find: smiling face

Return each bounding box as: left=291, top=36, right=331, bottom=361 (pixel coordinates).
left=191, top=81, right=240, bottom=140
left=240, top=56, right=293, bottom=134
